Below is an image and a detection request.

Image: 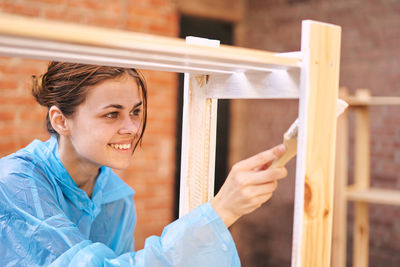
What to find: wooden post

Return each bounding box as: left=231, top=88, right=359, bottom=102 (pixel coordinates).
left=331, top=88, right=349, bottom=267
left=292, top=21, right=341, bottom=267
left=179, top=38, right=219, bottom=217
left=353, top=89, right=370, bottom=267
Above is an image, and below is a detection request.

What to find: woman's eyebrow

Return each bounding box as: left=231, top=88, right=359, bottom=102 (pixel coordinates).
left=102, top=104, right=123, bottom=109
left=102, top=101, right=142, bottom=110
left=133, top=101, right=143, bottom=108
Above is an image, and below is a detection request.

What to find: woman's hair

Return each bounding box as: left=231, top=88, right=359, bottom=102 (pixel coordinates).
left=32, top=61, right=147, bottom=152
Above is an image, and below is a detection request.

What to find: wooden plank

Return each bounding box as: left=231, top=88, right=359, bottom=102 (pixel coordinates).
left=205, top=70, right=300, bottom=99
left=179, top=38, right=219, bottom=217
left=0, top=13, right=300, bottom=74
left=347, top=187, right=400, bottom=206
left=205, top=52, right=301, bottom=99
left=345, top=95, right=400, bottom=106
left=353, top=89, right=370, bottom=267
left=179, top=74, right=218, bottom=216
left=353, top=204, right=369, bottom=267
left=331, top=89, right=349, bottom=267
left=292, top=20, right=341, bottom=267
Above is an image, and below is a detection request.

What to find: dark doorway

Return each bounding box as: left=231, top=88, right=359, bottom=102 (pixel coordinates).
left=174, top=16, right=233, bottom=218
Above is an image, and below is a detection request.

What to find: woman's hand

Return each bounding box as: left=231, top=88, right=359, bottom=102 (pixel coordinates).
left=210, top=144, right=287, bottom=228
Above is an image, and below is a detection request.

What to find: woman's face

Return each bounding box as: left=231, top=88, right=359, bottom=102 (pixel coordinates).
left=65, top=74, right=143, bottom=170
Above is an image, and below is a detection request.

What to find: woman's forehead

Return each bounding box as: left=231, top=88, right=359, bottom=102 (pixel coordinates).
left=84, top=76, right=141, bottom=107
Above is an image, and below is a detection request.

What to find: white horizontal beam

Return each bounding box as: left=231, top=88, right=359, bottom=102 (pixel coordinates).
left=206, top=70, right=300, bottom=99
left=0, top=35, right=234, bottom=74
left=0, top=13, right=300, bottom=74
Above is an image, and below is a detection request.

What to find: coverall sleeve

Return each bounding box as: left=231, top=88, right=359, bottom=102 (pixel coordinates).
left=0, top=171, right=240, bottom=267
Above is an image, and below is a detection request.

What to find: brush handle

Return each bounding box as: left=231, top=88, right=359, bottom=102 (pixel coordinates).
left=269, top=137, right=298, bottom=169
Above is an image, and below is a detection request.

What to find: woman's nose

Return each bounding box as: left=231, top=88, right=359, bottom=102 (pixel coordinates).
left=119, top=116, right=140, bottom=135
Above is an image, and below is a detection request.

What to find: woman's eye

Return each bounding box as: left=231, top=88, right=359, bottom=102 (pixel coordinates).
left=105, top=112, right=118, bottom=119
left=131, top=109, right=141, bottom=116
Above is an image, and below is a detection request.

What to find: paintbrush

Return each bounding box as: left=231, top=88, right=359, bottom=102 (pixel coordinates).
left=269, top=99, right=348, bottom=168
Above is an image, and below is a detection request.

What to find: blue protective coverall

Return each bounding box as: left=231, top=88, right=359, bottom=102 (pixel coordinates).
left=0, top=135, right=240, bottom=266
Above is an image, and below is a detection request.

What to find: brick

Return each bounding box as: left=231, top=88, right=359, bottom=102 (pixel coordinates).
left=149, top=0, right=169, bottom=8
left=125, top=20, right=148, bottom=33
left=0, top=2, right=40, bottom=17
left=67, top=0, right=104, bottom=11
left=42, top=9, right=83, bottom=23
left=0, top=125, right=43, bottom=136
left=86, top=14, right=122, bottom=28
left=0, top=96, right=36, bottom=105
left=0, top=80, right=19, bottom=90
left=19, top=109, right=47, bottom=122
left=0, top=65, right=22, bottom=75
left=31, top=0, right=65, bottom=4
left=128, top=6, right=162, bottom=20
left=0, top=111, right=15, bottom=121
left=145, top=198, right=173, bottom=210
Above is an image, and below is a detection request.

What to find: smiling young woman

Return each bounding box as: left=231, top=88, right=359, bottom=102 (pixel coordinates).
left=51, top=73, right=144, bottom=195
left=0, top=62, right=287, bottom=266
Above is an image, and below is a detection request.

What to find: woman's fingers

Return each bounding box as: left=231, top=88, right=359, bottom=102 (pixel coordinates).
left=232, top=144, right=286, bottom=172
left=210, top=144, right=289, bottom=227
left=235, top=167, right=287, bottom=186
left=251, top=167, right=287, bottom=185
left=244, top=181, right=278, bottom=198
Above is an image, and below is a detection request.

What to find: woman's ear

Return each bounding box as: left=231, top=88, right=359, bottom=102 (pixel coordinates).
left=49, top=106, right=70, bottom=136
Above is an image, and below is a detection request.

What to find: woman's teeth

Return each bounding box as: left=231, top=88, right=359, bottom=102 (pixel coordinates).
left=110, top=143, right=131, bottom=150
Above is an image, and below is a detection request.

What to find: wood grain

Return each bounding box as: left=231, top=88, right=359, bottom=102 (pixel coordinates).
left=352, top=89, right=370, bottom=267
left=179, top=38, right=219, bottom=217
left=0, top=13, right=299, bottom=74
left=331, top=89, right=349, bottom=267
left=293, top=20, right=341, bottom=267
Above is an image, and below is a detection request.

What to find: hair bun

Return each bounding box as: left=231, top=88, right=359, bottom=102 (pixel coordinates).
left=31, top=74, right=46, bottom=106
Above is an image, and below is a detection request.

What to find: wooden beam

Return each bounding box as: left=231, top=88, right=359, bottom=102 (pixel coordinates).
left=179, top=74, right=218, bottom=216
left=345, top=95, right=400, bottom=106
left=292, top=21, right=341, bottom=267
left=347, top=187, right=400, bottom=206
left=205, top=70, right=300, bottom=99
left=352, top=89, right=370, bottom=267
left=179, top=38, right=219, bottom=216
left=331, top=89, right=349, bottom=267
left=0, top=13, right=299, bottom=74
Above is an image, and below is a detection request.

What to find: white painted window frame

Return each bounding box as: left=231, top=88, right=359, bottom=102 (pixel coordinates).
left=0, top=14, right=341, bottom=267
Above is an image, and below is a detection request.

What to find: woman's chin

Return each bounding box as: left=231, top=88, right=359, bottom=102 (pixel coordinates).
left=106, top=160, right=131, bottom=170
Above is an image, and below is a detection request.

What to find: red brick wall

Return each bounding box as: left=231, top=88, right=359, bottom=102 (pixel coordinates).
left=230, top=0, right=400, bottom=266
left=0, top=0, right=179, bottom=250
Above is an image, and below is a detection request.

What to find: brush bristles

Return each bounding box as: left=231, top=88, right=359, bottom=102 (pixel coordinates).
left=337, top=99, right=348, bottom=116
left=282, top=99, right=347, bottom=141
left=284, top=119, right=298, bottom=139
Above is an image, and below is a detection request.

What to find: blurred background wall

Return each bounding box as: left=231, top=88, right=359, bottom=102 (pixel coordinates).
left=0, top=0, right=180, bottom=250
left=0, top=0, right=399, bottom=266
left=229, top=1, right=400, bottom=266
